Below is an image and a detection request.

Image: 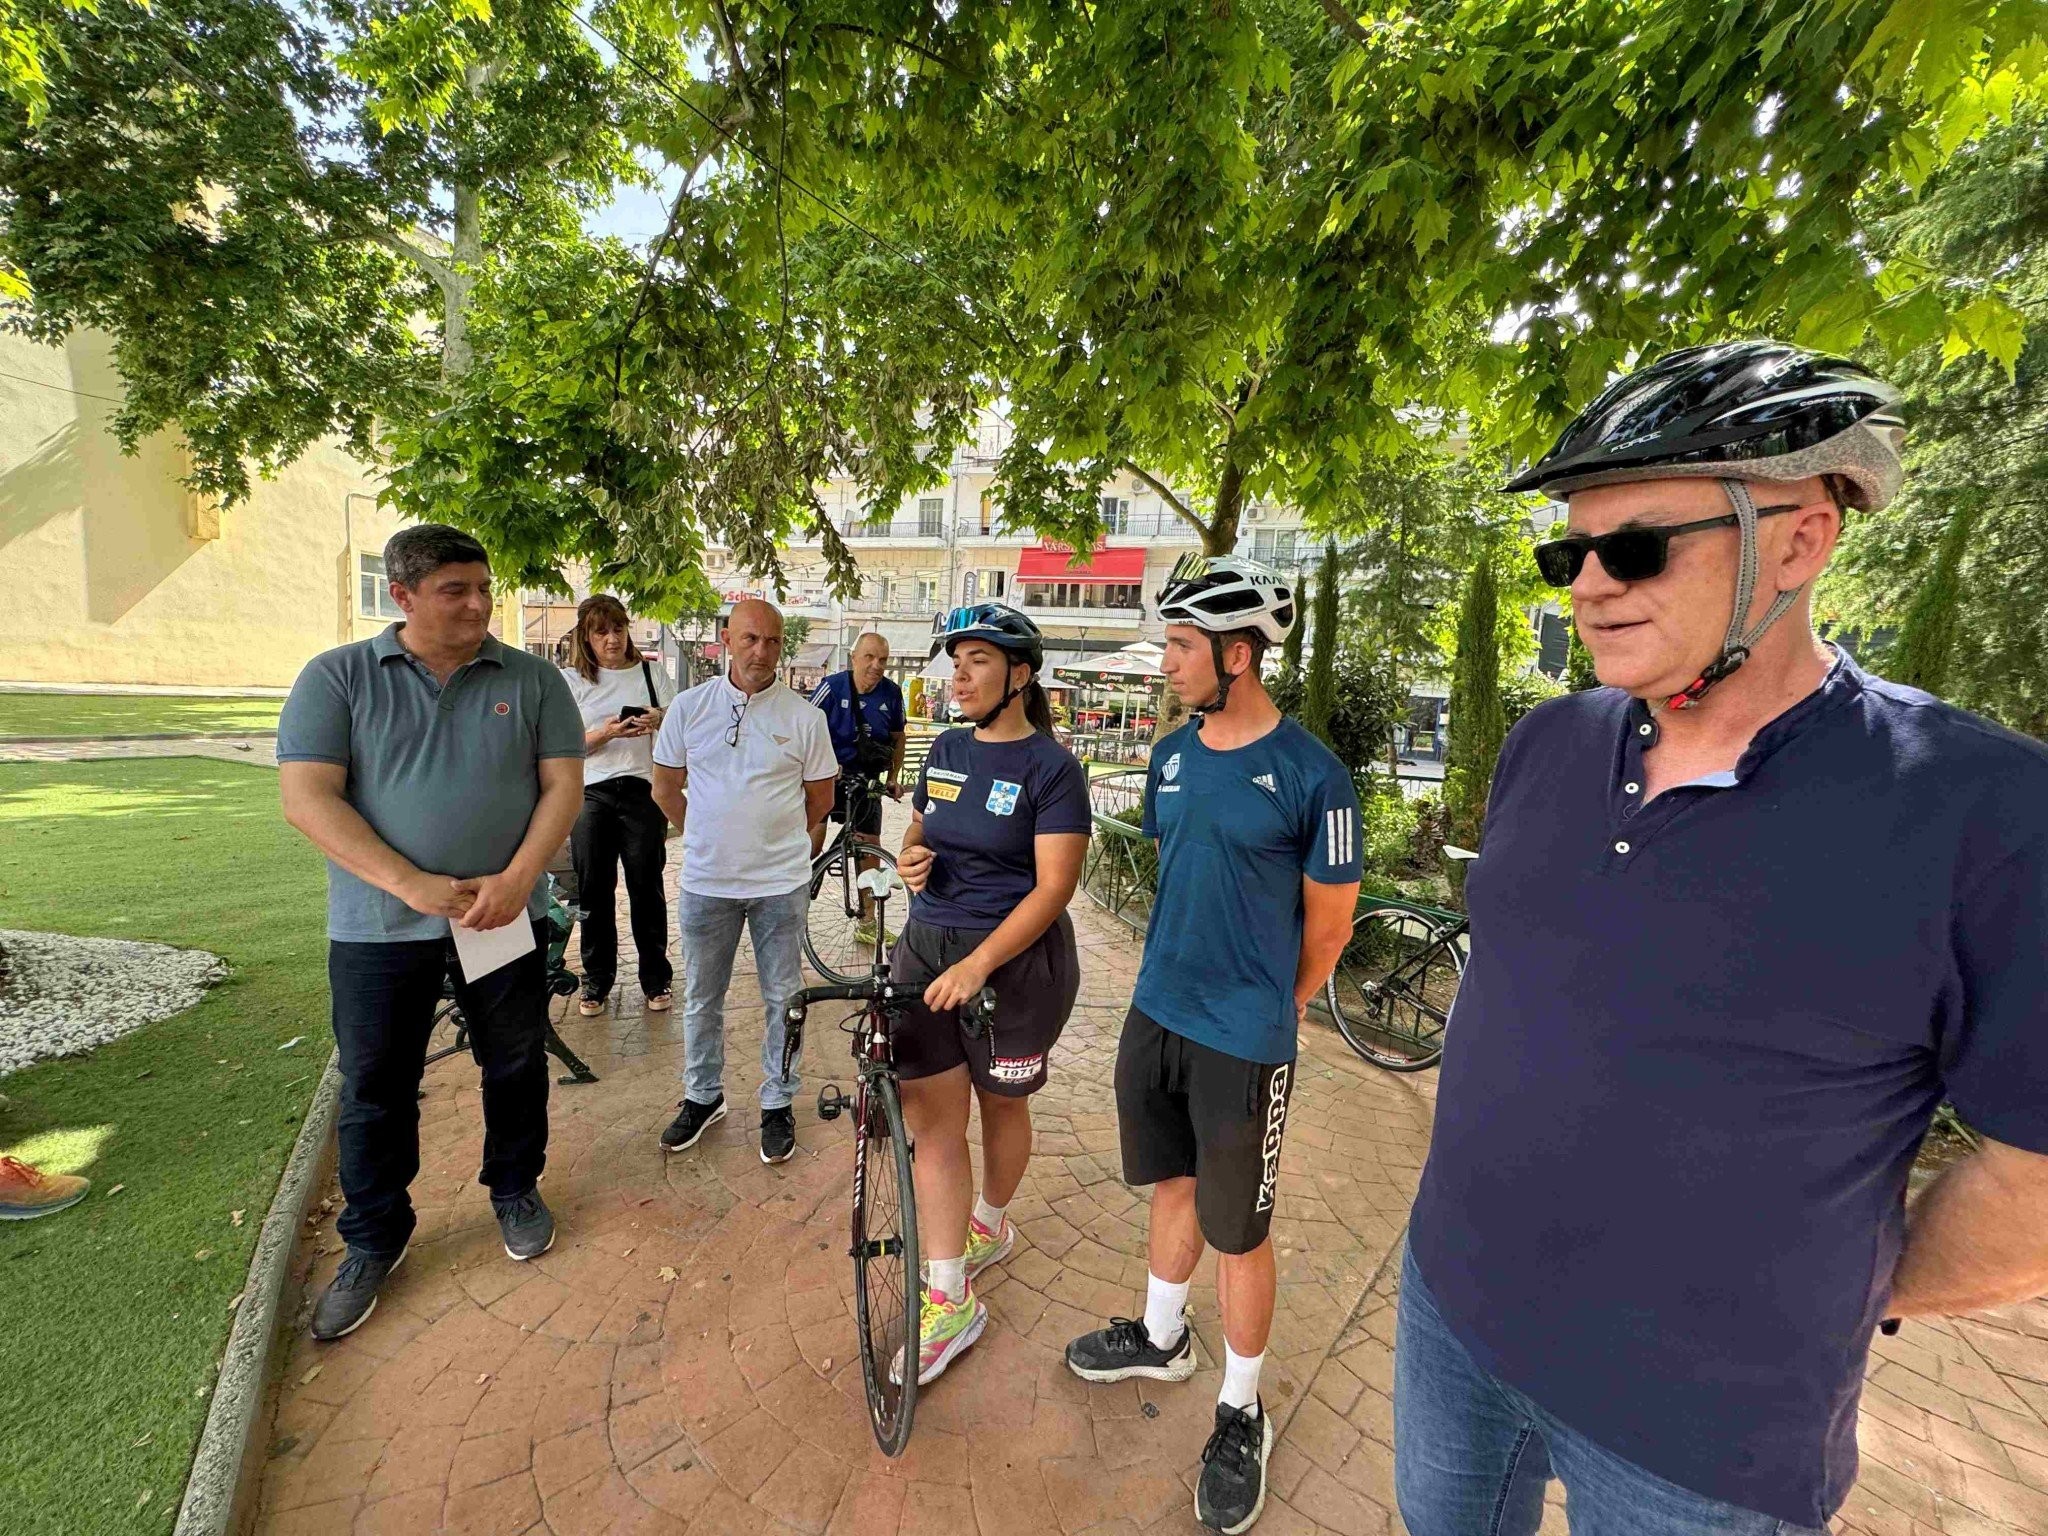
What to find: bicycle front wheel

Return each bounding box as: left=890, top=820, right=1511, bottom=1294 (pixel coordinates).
left=1325, top=907, right=1465, bottom=1072
left=803, top=841, right=902, bottom=984
left=852, top=1072, right=920, bottom=1456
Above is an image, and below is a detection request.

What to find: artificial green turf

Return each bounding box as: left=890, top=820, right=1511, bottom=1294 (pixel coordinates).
left=0, top=693, right=283, bottom=741
left=0, top=759, right=330, bottom=1534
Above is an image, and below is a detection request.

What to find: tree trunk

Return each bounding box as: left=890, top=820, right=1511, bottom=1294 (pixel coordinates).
left=1205, top=455, right=1247, bottom=555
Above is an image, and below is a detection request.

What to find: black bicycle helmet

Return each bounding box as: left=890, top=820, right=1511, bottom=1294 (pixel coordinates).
left=931, top=602, right=1044, bottom=727
left=1503, top=339, right=1905, bottom=511
left=1505, top=339, right=1907, bottom=710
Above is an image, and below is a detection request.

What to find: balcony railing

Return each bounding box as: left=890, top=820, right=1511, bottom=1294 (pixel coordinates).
left=1016, top=601, right=1144, bottom=627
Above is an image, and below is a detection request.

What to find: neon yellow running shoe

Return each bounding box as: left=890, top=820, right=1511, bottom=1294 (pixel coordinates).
left=964, top=1214, right=1015, bottom=1281
left=892, top=1284, right=987, bottom=1386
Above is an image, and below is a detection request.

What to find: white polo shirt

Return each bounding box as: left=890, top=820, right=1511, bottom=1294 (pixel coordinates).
left=652, top=675, right=837, bottom=899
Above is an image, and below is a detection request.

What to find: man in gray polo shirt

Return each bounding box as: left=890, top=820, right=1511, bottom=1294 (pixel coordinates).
left=279, top=525, right=585, bottom=1341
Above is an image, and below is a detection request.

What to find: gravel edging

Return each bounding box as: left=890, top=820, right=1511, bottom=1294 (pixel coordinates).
left=174, top=1050, right=342, bottom=1536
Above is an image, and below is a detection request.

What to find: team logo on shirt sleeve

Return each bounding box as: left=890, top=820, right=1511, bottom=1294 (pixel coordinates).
left=986, top=780, right=1022, bottom=816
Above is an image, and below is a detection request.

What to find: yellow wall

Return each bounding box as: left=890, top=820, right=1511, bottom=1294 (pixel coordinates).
left=0, top=331, right=411, bottom=687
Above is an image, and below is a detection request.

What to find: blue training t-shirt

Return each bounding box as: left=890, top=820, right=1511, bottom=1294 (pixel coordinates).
left=1133, top=717, right=1362, bottom=1064
left=911, top=728, right=1092, bottom=930
left=1409, top=651, right=2048, bottom=1527
left=809, top=670, right=905, bottom=771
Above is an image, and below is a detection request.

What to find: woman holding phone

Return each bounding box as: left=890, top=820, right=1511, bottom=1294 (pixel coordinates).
left=561, top=595, right=677, bottom=1015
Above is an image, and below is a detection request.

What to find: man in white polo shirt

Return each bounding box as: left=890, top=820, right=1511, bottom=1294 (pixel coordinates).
left=651, top=598, right=837, bottom=1164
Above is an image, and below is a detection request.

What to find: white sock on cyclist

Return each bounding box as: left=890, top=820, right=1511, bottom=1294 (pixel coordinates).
left=972, top=1193, right=1007, bottom=1232
left=1220, top=1346, right=1264, bottom=1413
left=929, top=1255, right=968, bottom=1300
left=1144, top=1273, right=1190, bottom=1350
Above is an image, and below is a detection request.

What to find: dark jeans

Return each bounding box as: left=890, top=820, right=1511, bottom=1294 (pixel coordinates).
left=329, top=923, right=551, bottom=1257
left=570, top=776, right=673, bottom=999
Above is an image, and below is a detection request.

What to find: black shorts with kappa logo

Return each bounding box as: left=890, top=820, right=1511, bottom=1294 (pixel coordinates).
left=1115, top=1006, right=1296, bottom=1255
left=889, top=912, right=1080, bottom=1096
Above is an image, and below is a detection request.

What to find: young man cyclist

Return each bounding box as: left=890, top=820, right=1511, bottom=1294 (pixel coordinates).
left=890, top=603, right=1092, bottom=1386
left=1066, top=556, right=1361, bottom=1534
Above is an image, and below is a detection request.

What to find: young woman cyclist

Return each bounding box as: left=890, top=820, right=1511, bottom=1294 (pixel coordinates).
left=890, top=603, right=1092, bottom=1385
left=560, top=595, right=677, bottom=1015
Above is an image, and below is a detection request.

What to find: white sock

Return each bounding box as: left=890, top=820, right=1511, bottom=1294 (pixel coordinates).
left=1144, top=1273, right=1191, bottom=1350
left=928, top=1255, right=967, bottom=1300
left=1220, top=1346, right=1264, bottom=1413
left=972, top=1194, right=1007, bottom=1232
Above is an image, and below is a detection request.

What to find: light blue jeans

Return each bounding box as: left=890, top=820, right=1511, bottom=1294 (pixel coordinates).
left=677, top=882, right=808, bottom=1111
left=1393, top=1246, right=1828, bottom=1536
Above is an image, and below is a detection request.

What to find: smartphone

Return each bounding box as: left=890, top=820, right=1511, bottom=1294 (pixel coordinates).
left=618, top=705, right=649, bottom=720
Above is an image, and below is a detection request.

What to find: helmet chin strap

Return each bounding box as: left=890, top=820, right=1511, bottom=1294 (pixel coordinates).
left=1666, top=479, right=1804, bottom=711
left=1191, top=633, right=1239, bottom=718
left=971, top=662, right=1029, bottom=729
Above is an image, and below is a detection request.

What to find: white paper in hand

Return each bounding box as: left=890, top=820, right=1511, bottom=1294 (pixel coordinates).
left=451, top=915, right=537, bottom=983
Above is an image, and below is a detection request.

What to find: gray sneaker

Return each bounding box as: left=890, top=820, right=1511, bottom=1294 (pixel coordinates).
left=493, top=1188, right=555, bottom=1261
left=311, top=1246, right=406, bottom=1341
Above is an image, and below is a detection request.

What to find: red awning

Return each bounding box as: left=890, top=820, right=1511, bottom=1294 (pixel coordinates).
left=1015, top=545, right=1146, bottom=583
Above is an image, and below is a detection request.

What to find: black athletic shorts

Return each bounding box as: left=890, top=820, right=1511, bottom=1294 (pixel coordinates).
left=890, top=913, right=1079, bottom=1096
left=1116, top=1006, right=1296, bottom=1255
left=830, top=774, right=884, bottom=837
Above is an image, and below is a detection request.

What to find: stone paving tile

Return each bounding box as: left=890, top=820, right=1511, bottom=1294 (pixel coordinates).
left=134, top=771, right=2029, bottom=1536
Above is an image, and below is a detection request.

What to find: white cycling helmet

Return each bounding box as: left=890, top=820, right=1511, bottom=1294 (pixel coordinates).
left=1155, top=554, right=1297, bottom=644
left=1155, top=554, right=1297, bottom=714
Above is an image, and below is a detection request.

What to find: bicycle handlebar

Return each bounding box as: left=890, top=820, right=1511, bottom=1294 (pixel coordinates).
left=780, top=983, right=996, bottom=1077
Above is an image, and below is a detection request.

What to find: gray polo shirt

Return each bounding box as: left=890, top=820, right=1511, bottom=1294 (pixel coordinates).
left=278, top=625, right=585, bottom=942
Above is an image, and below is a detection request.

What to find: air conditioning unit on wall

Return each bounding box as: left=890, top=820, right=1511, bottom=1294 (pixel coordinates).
left=1243, top=504, right=1268, bottom=523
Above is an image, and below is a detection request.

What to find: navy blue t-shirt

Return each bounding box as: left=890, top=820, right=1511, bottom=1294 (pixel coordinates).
left=809, top=670, right=905, bottom=771
left=911, top=728, right=1091, bottom=929
left=1133, top=717, right=1362, bottom=1064
left=1409, top=651, right=2048, bottom=1527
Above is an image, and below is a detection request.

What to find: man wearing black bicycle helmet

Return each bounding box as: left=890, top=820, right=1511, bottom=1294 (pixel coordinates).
left=886, top=602, right=1090, bottom=1388
left=1396, top=340, right=2048, bottom=1536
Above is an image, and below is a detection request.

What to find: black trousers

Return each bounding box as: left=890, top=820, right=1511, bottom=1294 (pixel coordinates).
left=329, top=923, right=550, bottom=1257
left=570, top=776, right=673, bottom=998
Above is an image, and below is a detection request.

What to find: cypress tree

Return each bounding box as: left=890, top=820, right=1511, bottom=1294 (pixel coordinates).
left=1446, top=547, right=1507, bottom=850
left=1887, top=504, right=1977, bottom=697
left=1303, top=540, right=1341, bottom=744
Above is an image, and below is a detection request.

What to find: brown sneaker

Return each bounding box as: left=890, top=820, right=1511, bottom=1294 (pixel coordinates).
left=0, top=1156, right=90, bottom=1220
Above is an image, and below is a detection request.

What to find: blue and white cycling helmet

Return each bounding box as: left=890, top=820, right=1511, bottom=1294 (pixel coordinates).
left=1155, top=554, right=1296, bottom=714
left=930, top=603, right=1045, bottom=726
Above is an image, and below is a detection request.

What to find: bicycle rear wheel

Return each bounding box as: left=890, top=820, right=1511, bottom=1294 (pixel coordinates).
left=852, top=1072, right=920, bottom=1455
left=804, top=841, right=902, bottom=984
left=1325, top=906, right=1465, bottom=1072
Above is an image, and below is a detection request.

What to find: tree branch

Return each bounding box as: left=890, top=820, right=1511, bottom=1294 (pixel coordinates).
left=369, top=228, right=457, bottom=294
left=1126, top=462, right=1209, bottom=537
left=1319, top=0, right=1383, bottom=46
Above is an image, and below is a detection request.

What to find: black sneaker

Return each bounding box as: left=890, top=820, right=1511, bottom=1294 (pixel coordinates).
left=1064, top=1313, right=1198, bottom=1383
left=1197, top=1398, right=1272, bottom=1534
left=659, top=1096, right=726, bottom=1152
left=493, top=1187, right=555, bottom=1261
left=311, top=1246, right=406, bottom=1341
left=760, top=1105, right=796, bottom=1164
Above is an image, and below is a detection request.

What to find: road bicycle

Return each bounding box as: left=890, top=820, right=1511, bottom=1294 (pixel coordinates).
left=803, top=772, right=902, bottom=983
left=780, top=868, right=996, bottom=1456
left=1321, top=850, right=1477, bottom=1073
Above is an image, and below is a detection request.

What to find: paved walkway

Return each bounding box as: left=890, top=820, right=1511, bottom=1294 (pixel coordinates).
left=9, top=741, right=2043, bottom=1533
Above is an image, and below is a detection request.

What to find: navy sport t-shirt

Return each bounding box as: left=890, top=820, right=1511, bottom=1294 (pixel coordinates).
left=1133, top=717, right=1362, bottom=1064
left=809, top=670, right=905, bottom=771
left=911, top=728, right=1091, bottom=929
left=1409, top=651, right=2048, bottom=1527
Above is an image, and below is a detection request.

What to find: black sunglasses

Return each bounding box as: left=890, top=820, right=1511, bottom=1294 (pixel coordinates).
left=1532, top=502, right=1814, bottom=588
left=725, top=695, right=748, bottom=748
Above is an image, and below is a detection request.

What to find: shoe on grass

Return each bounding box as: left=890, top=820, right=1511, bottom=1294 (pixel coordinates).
left=964, top=1213, right=1014, bottom=1281
left=311, top=1246, right=406, bottom=1341
left=0, top=1157, right=89, bottom=1221
left=493, top=1187, right=555, bottom=1261
left=891, top=1284, right=987, bottom=1386
left=1197, top=1398, right=1273, bottom=1534
left=1064, top=1313, right=1197, bottom=1383
left=660, top=1096, right=725, bottom=1152
left=760, top=1105, right=796, bottom=1165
